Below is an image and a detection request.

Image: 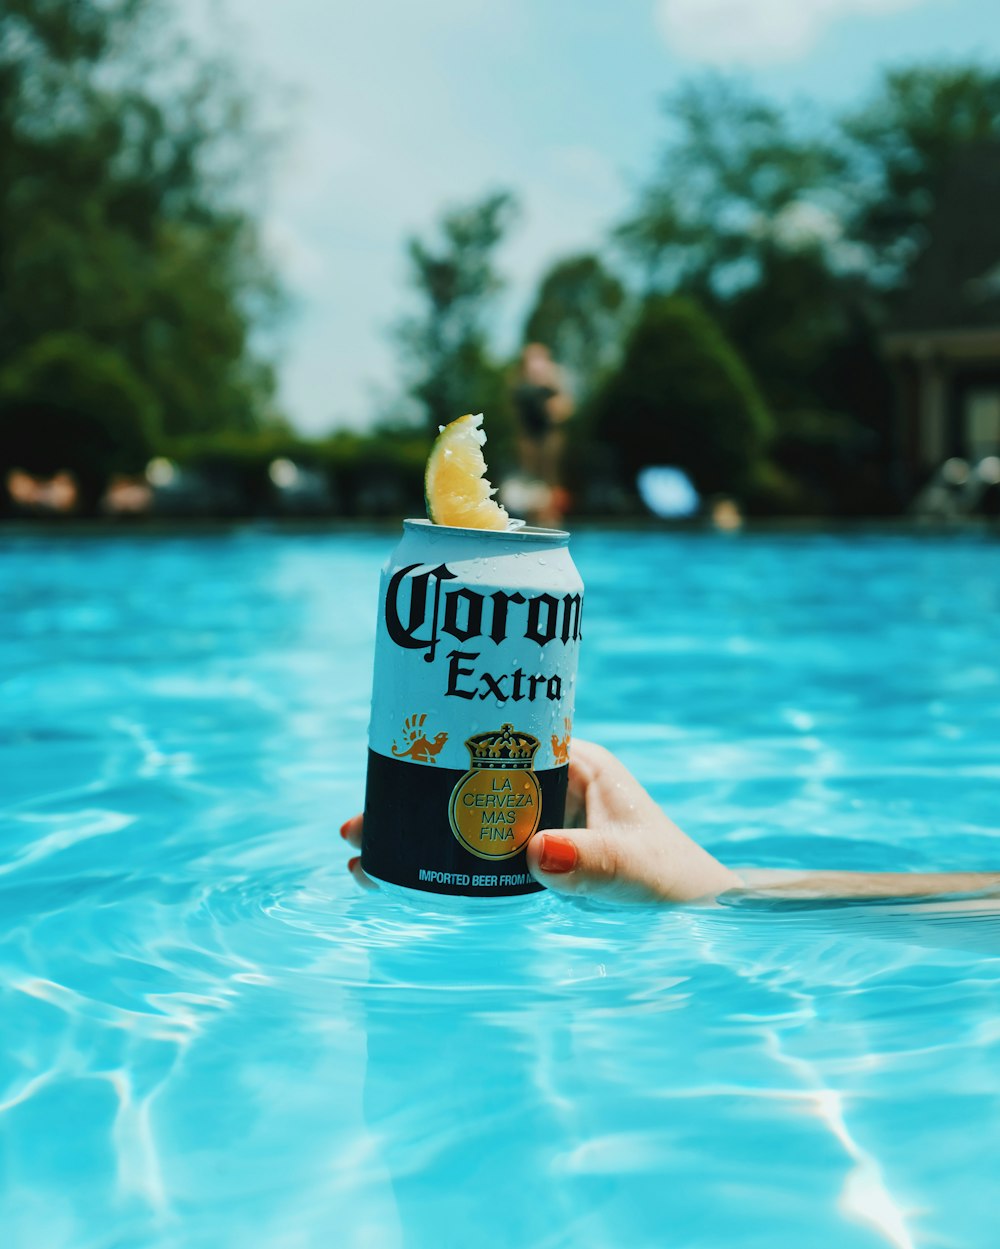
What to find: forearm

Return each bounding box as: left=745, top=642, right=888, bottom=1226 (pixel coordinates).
left=729, top=869, right=1000, bottom=900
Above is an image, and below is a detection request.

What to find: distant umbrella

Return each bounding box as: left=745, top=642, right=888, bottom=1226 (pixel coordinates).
left=637, top=466, right=700, bottom=519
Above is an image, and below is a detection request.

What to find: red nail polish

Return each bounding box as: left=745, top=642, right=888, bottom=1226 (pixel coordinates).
left=347, top=856, right=360, bottom=871
left=539, top=835, right=577, bottom=874
left=340, top=821, right=351, bottom=839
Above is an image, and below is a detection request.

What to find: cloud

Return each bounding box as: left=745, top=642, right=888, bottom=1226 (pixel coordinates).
left=654, top=0, right=928, bottom=65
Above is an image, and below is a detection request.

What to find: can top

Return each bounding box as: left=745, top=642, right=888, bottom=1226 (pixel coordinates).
left=403, top=518, right=570, bottom=545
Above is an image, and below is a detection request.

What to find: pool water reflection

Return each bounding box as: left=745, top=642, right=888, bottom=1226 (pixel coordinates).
left=0, top=529, right=998, bottom=1248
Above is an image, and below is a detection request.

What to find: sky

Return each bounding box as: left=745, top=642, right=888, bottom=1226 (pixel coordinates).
left=181, top=0, right=1000, bottom=434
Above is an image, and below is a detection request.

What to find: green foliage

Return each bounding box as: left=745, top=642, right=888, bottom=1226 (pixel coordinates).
left=610, top=65, right=999, bottom=511
left=842, top=64, right=1000, bottom=284
left=705, top=249, right=894, bottom=449
left=616, top=76, right=845, bottom=298
left=522, top=254, right=627, bottom=401
left=396, top=191, right=518, bottom=435
left=0, top=332, right=159, bottom=507
left=0, top=0, right=282, bottom=444
left=618, top=64, right=1000, bottom=320
left=164, top=427, right=432, bottom=518
left=741, top=458, right=814, bottom=517
left=592, top=296, right=773, bottom=497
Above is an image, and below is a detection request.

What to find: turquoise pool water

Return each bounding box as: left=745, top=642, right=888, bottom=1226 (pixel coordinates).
left=1, top=529, right=998, bottom=1249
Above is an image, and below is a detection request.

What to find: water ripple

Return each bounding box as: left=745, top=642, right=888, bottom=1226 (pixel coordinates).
left=1, top=531, right=998, bottom=1249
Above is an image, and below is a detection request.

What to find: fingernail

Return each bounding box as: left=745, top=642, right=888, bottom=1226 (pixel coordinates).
left=538, top=834, right=577, bottom=874
left=340, top=821, right=351, bottom=839
left=347, top=856, right=361, bottom=871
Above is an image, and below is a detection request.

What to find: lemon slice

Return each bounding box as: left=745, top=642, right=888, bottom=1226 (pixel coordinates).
left=425, top=412, right=509, bottom=530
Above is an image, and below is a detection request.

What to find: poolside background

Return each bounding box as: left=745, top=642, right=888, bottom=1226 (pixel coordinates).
left=3, top=1, right=1000, bottom=521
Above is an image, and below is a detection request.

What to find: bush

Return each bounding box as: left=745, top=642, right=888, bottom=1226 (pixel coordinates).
left=163, top=427, right=433, bottom=518
left=0, top=334, right=160, bottom=510
left=592, top=296, right=773, bottom=497
left=323, top=429, right=431, bottom=517
left=742, top=458, right=816, bottom=516
left=770, top=408, right=892, bottom=516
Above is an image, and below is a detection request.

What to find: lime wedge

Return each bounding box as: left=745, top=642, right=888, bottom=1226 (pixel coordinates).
left=425, top=412, right=509, bottom=530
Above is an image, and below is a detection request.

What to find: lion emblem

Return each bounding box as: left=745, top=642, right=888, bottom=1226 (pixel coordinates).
left=551, top=718, right=572, bottom=766
left=392, top=713, right=448, bottom=764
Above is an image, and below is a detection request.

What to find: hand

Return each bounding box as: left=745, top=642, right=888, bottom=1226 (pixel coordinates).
left=340, top=739, right=740, bottom=903
left=524, top=739, right=740, bottom=902
left=343, top=741, right=1000, bottom=904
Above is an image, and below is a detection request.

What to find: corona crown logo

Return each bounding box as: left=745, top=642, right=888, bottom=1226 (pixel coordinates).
left=448, top=724, right=542, bottom=860
left=465, top=723, right=540, bottom=769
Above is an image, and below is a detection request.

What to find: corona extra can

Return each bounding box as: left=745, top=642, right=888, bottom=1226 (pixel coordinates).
left=361, top=519, right=584, bottom=897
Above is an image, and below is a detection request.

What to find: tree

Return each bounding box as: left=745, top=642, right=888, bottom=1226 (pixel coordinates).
left=616, top=76, right=845, bottom=300
left=592, top=296, right=773, bottom=497
left=522, top=254, right=627, bottom=402
left=613, top=74, right=863, bottom=418
left=0, top=0, right=282, bottom=449
left=612, top=73, right=916, bottom=508
left=616, top=77, right=878, bottom=390
left=396, top=190, right=518, bottom=435
left=842, top=65, right=1000, bottom=286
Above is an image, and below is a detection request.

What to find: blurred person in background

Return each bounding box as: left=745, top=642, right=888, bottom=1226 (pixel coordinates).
left=6, top=470, right=78, bottom=515
left=510, top=343, right=573, bottom=524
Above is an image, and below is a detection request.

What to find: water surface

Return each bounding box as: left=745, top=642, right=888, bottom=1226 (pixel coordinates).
left=1, top=529, right=998, bottom=1248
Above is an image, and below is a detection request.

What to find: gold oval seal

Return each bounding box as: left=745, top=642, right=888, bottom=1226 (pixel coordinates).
left=448, top=724, right=542, bottom=861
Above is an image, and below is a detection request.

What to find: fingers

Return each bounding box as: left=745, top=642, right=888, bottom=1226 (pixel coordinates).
left=340, top=813, right=363, bottom=849
left=569, top=738, right=670, bottom=830
left=347, top=855, right=378, bottom=891
left=527, top=821, right=736, bottom=904
left=526, top=826, right=649, bottom=903
left=563, top=738, right=605, bottom=826
left=342, top=732, right=738, bottom=905
left=341, top=815, right=376, bottom=890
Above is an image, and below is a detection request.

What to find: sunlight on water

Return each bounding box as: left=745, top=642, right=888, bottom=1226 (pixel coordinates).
left=0, top=530, right=998, bottom=1248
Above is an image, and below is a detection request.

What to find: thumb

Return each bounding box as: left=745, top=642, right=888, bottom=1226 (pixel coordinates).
left=526, top=827, right=624, bottom=899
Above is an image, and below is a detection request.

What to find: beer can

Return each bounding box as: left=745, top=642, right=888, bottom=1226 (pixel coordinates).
left=361, top=519, right=584, bottom=898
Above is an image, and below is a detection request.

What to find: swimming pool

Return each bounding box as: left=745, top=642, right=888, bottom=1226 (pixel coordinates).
left=1, top=528, right=997, bottom=1248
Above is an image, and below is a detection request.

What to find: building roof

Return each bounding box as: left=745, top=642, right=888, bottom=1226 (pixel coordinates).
left=890, top=144, right=1000, bottom=335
